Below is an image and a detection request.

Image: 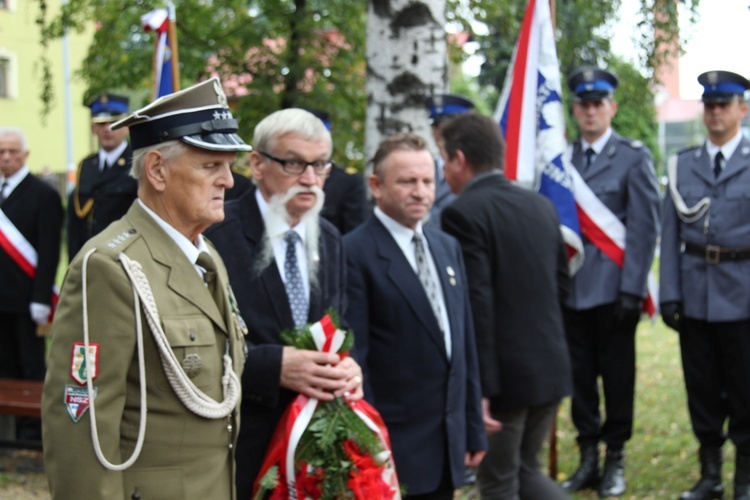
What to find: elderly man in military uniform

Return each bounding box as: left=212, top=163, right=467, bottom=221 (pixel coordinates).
left=423, top=93, right=474, bottom=229
left=42, top=78, right=250, bottom=499
left=561, top=67, right=660, bottom=497
left=67, top=93, right=138, bottom=261
left=661, top=71, right=750, bottom=500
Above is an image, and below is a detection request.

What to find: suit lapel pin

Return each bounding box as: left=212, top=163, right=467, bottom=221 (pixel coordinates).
left=117, top=158, right=126, bottom=167
left=742, top=146, right=750, bottom=157
left=446, top=266, right=456, bottom=286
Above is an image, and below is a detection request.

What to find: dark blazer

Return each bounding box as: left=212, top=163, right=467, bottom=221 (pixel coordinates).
left=0, top=172, right=63, bottom=314
left=321, top=164, right=370, bottom=234
left=67, top=145, right=138, bottom=261
left=441, top=172, right=572, bottom=411
left=344, top=215, right=487, bottom=495
left=205, top=187, right=346, bottom=500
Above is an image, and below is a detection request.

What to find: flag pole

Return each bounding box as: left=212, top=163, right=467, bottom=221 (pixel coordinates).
left=547, top=0, right=558, bottom=483
left=167, top=1, right=180, bottom=93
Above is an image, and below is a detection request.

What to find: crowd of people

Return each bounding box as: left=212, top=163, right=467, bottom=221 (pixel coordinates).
left=0, top=65, right=749, bottom=500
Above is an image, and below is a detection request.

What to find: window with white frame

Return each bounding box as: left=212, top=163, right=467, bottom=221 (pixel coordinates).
left=0, top=58, right=8, bottom=98
left=0, top=52, right=17, bottom=99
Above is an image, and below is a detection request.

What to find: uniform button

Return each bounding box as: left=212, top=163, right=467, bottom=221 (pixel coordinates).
left=229, top=443, right=233, bottom=449
left=227, top=424, right=233, bottom=432
left=189, top=331, right=196, bottom=341
left=129, top=228, right=137, bottom=234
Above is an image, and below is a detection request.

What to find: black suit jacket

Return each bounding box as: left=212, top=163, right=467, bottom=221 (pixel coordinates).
left=67, top=145, right=137, bottom=261
left=205, top=187, right=346, bottom=499
left=321, top=164, right=370, bottom=234
left=0, top=173, right=63, bottom=314
left=441, top=172, right=572, bottom=411
left=344, top=215, right=486, bottom=494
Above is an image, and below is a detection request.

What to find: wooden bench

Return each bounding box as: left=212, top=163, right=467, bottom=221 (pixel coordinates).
left=0, top=379, right=43, bottom=449
left=0, top=379, right=43, bottom=418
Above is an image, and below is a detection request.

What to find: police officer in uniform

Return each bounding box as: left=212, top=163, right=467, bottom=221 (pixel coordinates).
left=42, top=78, right=250, bottom=499
left=67, top=93, right=137, bottom=261
left=561, top=67, right=660, bottom=497
left=661, top=70, right=750, bottom=500
left=423, top=93, right=474, bottom=229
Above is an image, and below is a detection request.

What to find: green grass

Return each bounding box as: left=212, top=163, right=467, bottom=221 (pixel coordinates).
left=460, top=318, right=738, bottom=499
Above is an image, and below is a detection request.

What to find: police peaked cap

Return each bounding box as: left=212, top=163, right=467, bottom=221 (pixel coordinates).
left=698, top=71, right=750, bottom=103
left=424, top=93, right=475, bottom=122
left=88, top=93, right=129, bottom=123
left=111, top=78, right=252, bottom=152
left=567, top=67, right=619, bottom=102
left=301, top=108, right=332, bottom=131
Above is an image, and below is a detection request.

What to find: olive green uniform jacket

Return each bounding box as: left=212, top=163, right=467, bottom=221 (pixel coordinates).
left=42, top=202, right=245, bottom=499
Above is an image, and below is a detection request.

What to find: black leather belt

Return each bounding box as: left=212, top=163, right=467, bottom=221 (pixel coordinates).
left=683, top=242, right=750, bottom=264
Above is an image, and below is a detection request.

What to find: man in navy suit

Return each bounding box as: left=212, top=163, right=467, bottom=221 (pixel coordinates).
left=206, top=108, right=363, bottom=500
left=344, top=132, right=487, bottom=499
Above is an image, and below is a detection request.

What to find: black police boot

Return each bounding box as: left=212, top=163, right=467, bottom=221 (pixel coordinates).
left=562, top=443, right=599, bottom=493
left=598, top=447, right=626, bottom=497
left=734, top=452, right=750, bottom=500
left=679, top=446, right=723, bottom=500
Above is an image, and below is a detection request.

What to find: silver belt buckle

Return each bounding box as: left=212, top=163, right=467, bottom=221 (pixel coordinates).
left=705, top=244, right=721, bottom=264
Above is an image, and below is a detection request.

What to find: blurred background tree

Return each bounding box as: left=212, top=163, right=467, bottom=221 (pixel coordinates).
left=35, top=0, right=698, bottom=172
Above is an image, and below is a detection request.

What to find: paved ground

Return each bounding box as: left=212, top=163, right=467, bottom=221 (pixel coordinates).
left=0, top=450, right=48, bottom=499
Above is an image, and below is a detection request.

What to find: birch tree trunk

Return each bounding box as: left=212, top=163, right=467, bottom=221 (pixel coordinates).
left=365, top=0, right=447, bottom=173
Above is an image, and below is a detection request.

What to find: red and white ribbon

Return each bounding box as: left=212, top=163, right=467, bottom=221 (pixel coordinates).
left=0, top=208, right=59, bottom=320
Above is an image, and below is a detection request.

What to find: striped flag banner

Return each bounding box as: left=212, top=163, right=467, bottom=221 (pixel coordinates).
left=494, top=0, right=657, bottom=316
left=142, top=3, right=179, bottom=99
left=495, top=0, right=583, bottom=275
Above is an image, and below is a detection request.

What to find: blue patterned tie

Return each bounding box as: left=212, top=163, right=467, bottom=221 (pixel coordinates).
left=284, top=230, right=308, bottom=327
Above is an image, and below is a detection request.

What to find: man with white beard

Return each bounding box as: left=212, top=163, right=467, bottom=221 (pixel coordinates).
left=205, top=108, right=363, bottom=500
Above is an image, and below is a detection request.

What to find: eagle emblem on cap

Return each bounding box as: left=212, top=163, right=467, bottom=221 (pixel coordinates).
left=434, top=94, right=444, bottom=113
left=99, top=95, right=108, bottom=105
left=583, top=69, right=594, bottom=81
left=213, top=79, right=229, bottom=108
left=707, top=72, right=719, bottom=84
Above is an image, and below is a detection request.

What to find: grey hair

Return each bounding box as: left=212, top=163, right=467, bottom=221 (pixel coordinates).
left=0, top=127, right=28, bottom=152
left=131, top=140, right=190, bottom=179
left=253, top=108, right=332, bottom=157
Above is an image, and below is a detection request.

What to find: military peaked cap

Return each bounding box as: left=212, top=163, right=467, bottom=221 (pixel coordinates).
left=111, top=78, right=252, bottom=152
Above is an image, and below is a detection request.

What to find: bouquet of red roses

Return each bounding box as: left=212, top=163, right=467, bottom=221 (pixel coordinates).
left=253, top=310, right=400, bottom=500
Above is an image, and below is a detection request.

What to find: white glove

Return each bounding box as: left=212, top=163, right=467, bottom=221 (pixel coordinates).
left=30, top=302, right=51, bottom=325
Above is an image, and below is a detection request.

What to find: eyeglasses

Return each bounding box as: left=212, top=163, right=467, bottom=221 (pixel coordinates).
left=259, top=151, right=332, bottom=176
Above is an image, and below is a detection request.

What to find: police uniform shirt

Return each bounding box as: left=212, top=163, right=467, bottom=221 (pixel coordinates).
left=373, top=206, right=452, bottom=357
left=98, top=140, right=128, bottom=172
left=706, top=128, right=743, bottom=175
left=137, top=199, right=214, bottom=278
left=580, top=127, right=613, bottom=165
left=255, top=189, right=311, bottom=299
